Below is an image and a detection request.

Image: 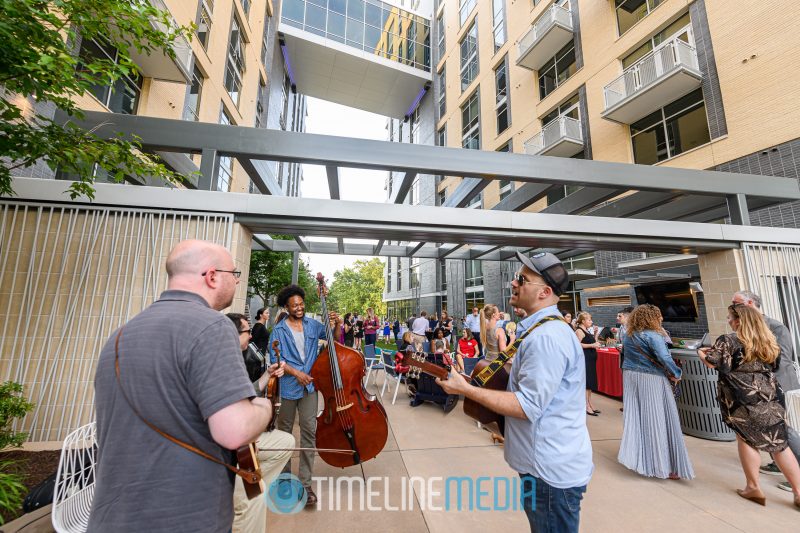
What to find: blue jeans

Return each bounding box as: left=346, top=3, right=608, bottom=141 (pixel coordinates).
left=520, top=474, right=586, bottom=533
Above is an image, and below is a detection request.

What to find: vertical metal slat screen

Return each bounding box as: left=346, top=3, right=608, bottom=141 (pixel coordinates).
left=742, top=243, right=800, bottom=368
left=0, top=201, right=234, bottom=441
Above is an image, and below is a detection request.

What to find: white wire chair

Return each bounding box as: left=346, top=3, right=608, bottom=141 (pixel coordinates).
left=52, top=422, right=97, bottom=533
left=786, top=389, right=800, bottom=432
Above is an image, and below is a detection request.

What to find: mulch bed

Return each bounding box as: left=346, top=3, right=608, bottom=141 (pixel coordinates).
left=0, top=450, right=61, bottom=524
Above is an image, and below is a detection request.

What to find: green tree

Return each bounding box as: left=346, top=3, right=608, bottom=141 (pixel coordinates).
left=327, top=258, right=386, bottom=316
left=0, top=381, right=34, bottom=524
left=0, top=0, right=195, bottom=199
left=248, top=237, right=319, bottom=314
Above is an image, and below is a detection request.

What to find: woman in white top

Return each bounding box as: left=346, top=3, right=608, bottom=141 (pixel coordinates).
left=479, top=304, right=515, bottom=362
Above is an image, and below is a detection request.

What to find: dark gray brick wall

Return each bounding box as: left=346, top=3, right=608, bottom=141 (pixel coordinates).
left=578, top=85, right=592, bottom=159
left=690, top=0, right=727, bottom=139
left=572, top=0, right=584, bottom=70
left=716, top=137, right=800, bottom=228
left=482, top=261, right=503, bottom=308
left=593, top=251, right=643, bottom=278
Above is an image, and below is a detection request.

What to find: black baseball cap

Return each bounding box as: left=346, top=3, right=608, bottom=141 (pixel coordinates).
left=515, top=251, right=570, bottom=296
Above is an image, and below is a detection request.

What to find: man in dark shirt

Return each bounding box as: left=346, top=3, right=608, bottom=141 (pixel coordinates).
left=89, top=240, right=273, bottom=533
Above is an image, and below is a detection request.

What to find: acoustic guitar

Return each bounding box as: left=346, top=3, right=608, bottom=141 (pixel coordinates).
left=399, top=352, right=507, bottom=425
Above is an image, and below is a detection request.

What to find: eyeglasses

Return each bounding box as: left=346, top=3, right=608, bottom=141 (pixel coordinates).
left=201, top=269, right=242, bottom=279
left=512, top=271, right=547, bottom=287
left=238, top=329, right=251, bottom=335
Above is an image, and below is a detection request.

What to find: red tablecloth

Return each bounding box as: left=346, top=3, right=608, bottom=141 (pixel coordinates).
left=596, top=347, right=623, bottom=397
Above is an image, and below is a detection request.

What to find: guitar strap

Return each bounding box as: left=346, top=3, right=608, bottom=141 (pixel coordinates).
left=113, top=328, right=261, bottom=484
left=471, top=315, right=564, bottom=387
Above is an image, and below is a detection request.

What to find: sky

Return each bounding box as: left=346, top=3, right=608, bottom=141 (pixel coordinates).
left=299, top=97, right=387, bottom=281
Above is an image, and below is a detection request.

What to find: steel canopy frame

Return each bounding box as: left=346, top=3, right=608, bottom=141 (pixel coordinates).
left=12, top=178, right=800, bottom=260
left=67, top=111, right=800, bottom=202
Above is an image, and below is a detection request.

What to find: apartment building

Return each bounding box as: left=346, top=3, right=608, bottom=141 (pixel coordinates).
left=383, top=0, right=800, bottom=335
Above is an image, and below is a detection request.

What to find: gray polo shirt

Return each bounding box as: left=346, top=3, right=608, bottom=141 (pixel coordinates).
left=88, top=290, right=255, bottom=533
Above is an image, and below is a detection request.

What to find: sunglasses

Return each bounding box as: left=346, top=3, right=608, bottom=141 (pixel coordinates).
left=238, top=329, right=251, bottom=335
left=512, top=271, right=547, bottom=287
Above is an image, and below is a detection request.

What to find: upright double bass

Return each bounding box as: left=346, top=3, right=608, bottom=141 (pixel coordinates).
left=311, top=273, right=389, bottom=467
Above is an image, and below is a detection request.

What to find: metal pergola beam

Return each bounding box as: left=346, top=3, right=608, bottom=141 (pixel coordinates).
left=67, top=111, right=800, bottom=201
left=236, top=157, right=285, bottom=196
left=293, top=235, right=309, bottom=253
left=493, top=183, right=552, bottom=212
left=17, top=178, right=800, bottom=257
left=442, top=178, right=489, bottom=208
left=407, top=242, right=426, bottom=256
left=542, top=187, right=621, bottom=215
left=389, top=172, right=417, bottom=204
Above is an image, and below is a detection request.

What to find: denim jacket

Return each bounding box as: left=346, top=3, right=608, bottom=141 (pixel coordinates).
left=268, top=317, right=327, bottom=400
left=621, top=330, right=682, bottom=378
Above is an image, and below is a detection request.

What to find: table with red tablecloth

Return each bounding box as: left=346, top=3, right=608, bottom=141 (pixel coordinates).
left=595, top=347, right=623, bottom=397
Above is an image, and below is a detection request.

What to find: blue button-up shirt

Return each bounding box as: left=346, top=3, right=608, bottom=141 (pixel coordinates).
left=504, top=305, right=594, bottom=489
left=268, top=316, right=327, bottom=400
left=464, top=313, right=480, bottom=332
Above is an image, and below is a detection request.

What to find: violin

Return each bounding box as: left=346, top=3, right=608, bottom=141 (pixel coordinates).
left=310, top=273, right=389, bottom=467
left=266, top=340, right=281, bottom=433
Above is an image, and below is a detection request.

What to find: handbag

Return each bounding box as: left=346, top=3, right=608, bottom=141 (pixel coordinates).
left=630, top=336, right=682, bottom=400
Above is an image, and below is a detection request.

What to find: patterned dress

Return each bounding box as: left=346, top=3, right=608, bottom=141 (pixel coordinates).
left=704, top=333, right=788, bottom=452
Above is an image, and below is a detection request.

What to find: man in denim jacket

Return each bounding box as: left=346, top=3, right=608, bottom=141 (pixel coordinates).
left=268, top=284, right=340, bottom=508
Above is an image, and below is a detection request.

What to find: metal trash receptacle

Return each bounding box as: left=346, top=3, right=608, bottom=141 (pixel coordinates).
left=671, top=349, right=735, bottom=441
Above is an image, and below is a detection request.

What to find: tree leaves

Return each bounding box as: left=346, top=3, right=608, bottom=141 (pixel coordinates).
left=1, top=0, right=195, bottom=198
left=327, top=258, right=387, bottom=316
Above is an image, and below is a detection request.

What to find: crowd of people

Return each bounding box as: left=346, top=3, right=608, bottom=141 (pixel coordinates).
left=86, top=240, right=800, bottom=533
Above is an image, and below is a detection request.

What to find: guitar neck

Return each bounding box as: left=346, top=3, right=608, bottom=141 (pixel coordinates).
left=400, top=352, right=449, bottom=379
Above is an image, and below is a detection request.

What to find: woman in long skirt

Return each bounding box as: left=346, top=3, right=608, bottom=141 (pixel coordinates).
left=618, top=304, right=694, bottom=480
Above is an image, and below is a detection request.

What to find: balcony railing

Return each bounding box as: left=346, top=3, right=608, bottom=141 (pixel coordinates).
left=136, top=0, right=192, bottom=82
left=517, top=3, right=572, bottom=70
left=603, top=37, right=700, bottom=110
left=524, top=116, right=583, bottom=156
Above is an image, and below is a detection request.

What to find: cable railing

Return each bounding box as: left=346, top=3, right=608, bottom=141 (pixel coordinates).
left=604, top=37, right=699, bottom=110
left=517, top=3, right=572, bottom=62
left=524, top=116, right=582, bottom=155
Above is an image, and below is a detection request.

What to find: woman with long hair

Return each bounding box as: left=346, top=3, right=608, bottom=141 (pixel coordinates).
left=342, top=312, right=355, bottom=347
left=698, top=304, right=800, bottom=508
left=479, top=304, right=515, bottom=362
left=575, top=312, right=601, bottom=416
left=618, top=304, right=694, bottom=480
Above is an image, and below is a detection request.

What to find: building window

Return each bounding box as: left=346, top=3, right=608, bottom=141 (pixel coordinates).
left=216, top=107, right=234, bottom=192
left=396, top=258, right=402, bottom=291
left=440, top=259, right=448, bottom=291
left=196, top=0, right=213, bottom=50
left=538, top=40, right=576, bottom=100
left=183, top=64, right=204, bottom=121
left=280, top=72, right=291, bottom=129
left=495, top=57, right=510, bottom=134
left=410, top=177, right=421, bottom=205
left=410, top=257, right=420, bottom=289
left=461, top=90, right=480, bottom=150
left=492, top=0, right=506, bottom=52
left=387, top=259, right=392, bottom=292
left=255, top=80, right=266, bottom=128
left=616, top=0, right=664, bottom=36
left=466, top=259, right=483, bottom=288
left=465, top=290, right=485, bottom=311
left=460, top=21, right=478, bottom=91
left=467, top=192, right=481, bottom=209
left=437, top=126, right=446, bottom=147
left=459, top=0, right=477, bottom=27
left=436, top=12, right=445, bottom=60
left=77, top=38, right=142, bottom=114
left=438, top=189, right=447, bottom=206
left=542, top=93, right=580, bottom=126
left=631, top=88, right=710, bottom=165
left=499, top=179, right=512, bottom=200
left=437, top=67, right=446, bottom=119
left=225, top=15, right=246, bottom=106
left=411, top=107, right=420, bottom=144
left=622, top=13, right=691, bottom=69
left=240, top=0, right=251, bottom=16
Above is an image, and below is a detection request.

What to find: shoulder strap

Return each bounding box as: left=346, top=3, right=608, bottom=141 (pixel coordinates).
left=113, top=329, right=260, bottom=484
left=472, top=315, right=563, bottom=387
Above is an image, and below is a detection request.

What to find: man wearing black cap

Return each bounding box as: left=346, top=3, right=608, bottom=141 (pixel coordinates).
left=438, top=252, right=593, bottom=532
